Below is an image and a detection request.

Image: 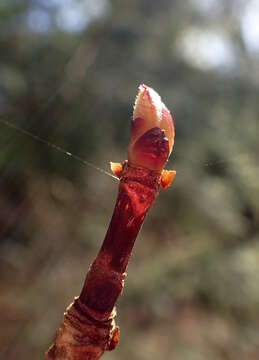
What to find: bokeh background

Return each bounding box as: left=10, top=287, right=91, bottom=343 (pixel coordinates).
left=1, top=1, right=259, bottom=359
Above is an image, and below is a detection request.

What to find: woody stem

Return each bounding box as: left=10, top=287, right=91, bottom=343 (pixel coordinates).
left=46, top=163, right=161, bottom=360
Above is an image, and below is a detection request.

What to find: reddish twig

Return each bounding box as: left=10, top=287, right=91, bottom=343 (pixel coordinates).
left=46, top=84, right=176, bottom=360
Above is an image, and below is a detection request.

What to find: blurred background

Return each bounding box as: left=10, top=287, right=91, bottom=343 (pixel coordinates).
left=1, top=0, right=259, bottom=359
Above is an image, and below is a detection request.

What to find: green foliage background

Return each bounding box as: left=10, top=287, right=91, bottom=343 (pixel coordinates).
left=1, top=1, right=259, bottom=359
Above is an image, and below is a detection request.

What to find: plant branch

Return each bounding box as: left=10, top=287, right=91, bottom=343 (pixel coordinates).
left=46, top=84, right=175, bottom=359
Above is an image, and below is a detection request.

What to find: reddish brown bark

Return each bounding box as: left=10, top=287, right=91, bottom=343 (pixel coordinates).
left=46, top=84, right=175, bottom=359
left=46, top=163, right=161, bottom=360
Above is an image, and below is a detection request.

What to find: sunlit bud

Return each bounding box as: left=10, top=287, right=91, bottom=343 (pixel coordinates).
left=128, top=84, right=175, bottom=171
left=110, top=162, right=123, bottom=178
left=160, top=169, right=176, bottom=190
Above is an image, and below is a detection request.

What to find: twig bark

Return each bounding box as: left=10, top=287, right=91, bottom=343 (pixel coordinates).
left=46, top=84, right=175, bottom=359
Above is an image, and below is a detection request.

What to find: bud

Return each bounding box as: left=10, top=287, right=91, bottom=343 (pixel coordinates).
left=128, top=84, right=175, bottom=171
